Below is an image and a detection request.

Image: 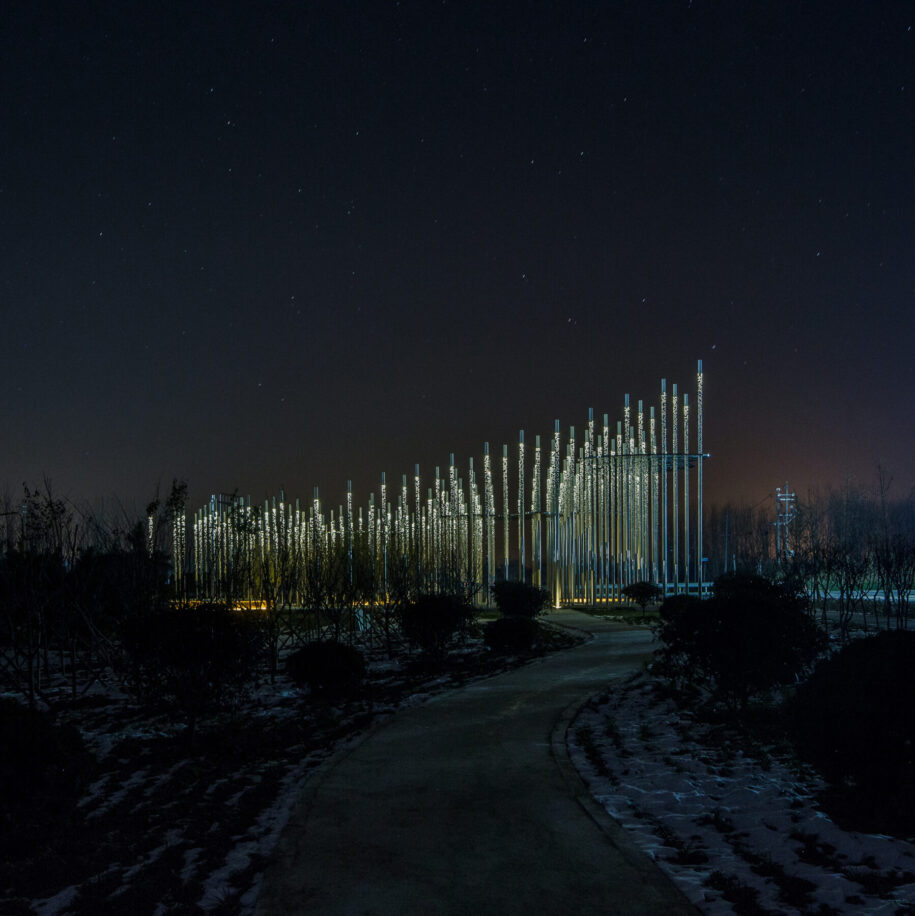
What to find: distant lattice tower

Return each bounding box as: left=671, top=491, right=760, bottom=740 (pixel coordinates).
left=775, top=482, right=797, bottom=565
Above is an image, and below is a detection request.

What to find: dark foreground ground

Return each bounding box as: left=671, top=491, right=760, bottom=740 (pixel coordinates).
left=2, top=621, right=581, bottom=915
left=257, top=611, right=697, bottom=916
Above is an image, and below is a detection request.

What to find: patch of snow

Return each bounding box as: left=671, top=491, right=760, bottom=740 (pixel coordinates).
left=181, top=847, right=203, bottom=883
left=32, top=884, right=78, bottom=916
left=568, top=674, right=915, bottom=914
left=85, top=767, right=149, bottom=820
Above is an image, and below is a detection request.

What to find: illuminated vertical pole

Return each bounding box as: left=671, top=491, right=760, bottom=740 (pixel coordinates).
left=193, top=508, right=200, bottom=599
left=433, top=467, right=442, bottom=589
left=672, top=384, right=679, bottom=593
left=577, top=445, right=585, bottom=600
left=469, top=458, right=482, bottom=596
left=532, top=434, right=542, bottom=589
left=614, top=421, right=622, bottom=600
left=368, top=492, right=376, bottom=597
left=467, top=460, right=474, bottom=586
left=449, top=454, right=458, bottom=584
left=518, top=430, right=525, bottom=583
left=587, top=407, right=595, bottom=604
left=567, top=426, right=575, bottom=600
left=622, top=396, right=631, bottom=590
left=637, top=400, right=646, bottom=580
left=346, top=480, right=353, bottom=586
left=629, top=423, right=636, bottom=587
left=697, top=359, right=704, bottom=596
left=424, top=489, right=432, bottom=576
left=683, top=393, right=690, bottom=593
left=456, top=471, right=466, bottom=584
left=502, top=444, right=509, bottom=581
left=414, top=464, right=422, bottom=583
left=650, top=407, right=658, bottom=583
left=549, top=420, right=561, bottom=606
left=379, top=473, right=387, bottom=599
left=483, top=443, right=495, bottom=602
left=661, top=379, right=668, bottom=594
left=602, top=413, right=610, bottom=602
left=401, top=473, right=409, bottom=567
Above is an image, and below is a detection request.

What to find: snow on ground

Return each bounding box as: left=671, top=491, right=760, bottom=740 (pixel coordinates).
left=567, top=672, right=915, bottom=915
left=12, top=625, right=581, bottom=915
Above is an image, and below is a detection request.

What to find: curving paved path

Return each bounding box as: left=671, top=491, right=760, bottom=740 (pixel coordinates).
left=256, top=611, right=699, bottom=915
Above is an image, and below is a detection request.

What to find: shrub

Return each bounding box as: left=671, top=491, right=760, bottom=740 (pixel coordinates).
left=0, top=698, right=94, bottom=859
left=657, top=592, right=700, bottom=622
left=120, top=604, right=265, bottom=725
left=285, top=641, right=366, bottom=697
left=621, top=581, right=663, bottom=615
left=655, top=573, right=825, bottom=707
left=490, top=581, right=551, bottom=618
left=483, top=616, right=539, bottom=652
left=789, top=630, right=915, bottom=833
left=399, top=593, right=473, bottom=660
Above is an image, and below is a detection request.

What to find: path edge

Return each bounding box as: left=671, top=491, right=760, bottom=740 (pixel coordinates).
left=550, top=688, right=703, bottom=914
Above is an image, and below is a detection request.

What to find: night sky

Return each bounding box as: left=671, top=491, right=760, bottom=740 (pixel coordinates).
left=3, top=1, right=913, bottom=516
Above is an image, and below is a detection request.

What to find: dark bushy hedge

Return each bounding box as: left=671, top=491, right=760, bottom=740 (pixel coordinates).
left=121, top=604, right=265, bottom=723
left=655, top=573, right=825, bottom=707
left=789, top=630, right=915, bottom=834
left=483, top=617, right=539, bottom=652
left=0, top=698, right=94, bottom=859
left=621, top=581, right=663, bottom=614
left=286, top=641, right=366, bottom=697
left=399, top=593, right=473, bottom=660
left=490, top=581, right=550, bottom=618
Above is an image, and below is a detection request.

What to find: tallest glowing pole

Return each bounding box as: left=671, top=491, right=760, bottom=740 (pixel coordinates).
left=518, top=430, right=525, bottom=583
left=697, top=359, right=704, bottom=595
left=683, top=393, right=690, bottom=592
left=502, top=444, right=509, bottom=582
left=484, top=442, right=495, bottom=602
left=661, top=379, right=668, bottom=594
left=532, top=434, right=542, bottom=589
left=672, top=384, right=679, bottom=593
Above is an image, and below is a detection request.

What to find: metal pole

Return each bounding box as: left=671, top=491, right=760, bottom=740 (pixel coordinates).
left=502, top=444, right=510, bottom=581
left=672, top=383, right=679, bottom=593
left=518, top=430, right=525, bottom=583
left=697, top=359, right=704, bottom=595
left=661, top=379, right=668, bottom=595
left=683, top=393, right=690, bottom=593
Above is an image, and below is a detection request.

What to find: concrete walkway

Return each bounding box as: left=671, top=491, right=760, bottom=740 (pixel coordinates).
left=256, top=611, right=699, bottom=915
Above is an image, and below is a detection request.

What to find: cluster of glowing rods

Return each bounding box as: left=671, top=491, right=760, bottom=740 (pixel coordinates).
left=174, top=361, right=705, bottom=608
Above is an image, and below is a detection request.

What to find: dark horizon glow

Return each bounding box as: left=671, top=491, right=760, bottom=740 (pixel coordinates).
left=3, top=1, right=913, bottom=518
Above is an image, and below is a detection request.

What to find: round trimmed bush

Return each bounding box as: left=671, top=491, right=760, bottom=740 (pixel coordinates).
left=655, top=573, right=825, bottom=706
left=483, top=617, right=539, bottom=652
left=399, top=593, right=473, bottom=660
left=286, top=641, right=366, bottom=697
left=120, top=604, right=265, bottom=722
left=789, top=630, right=915, bottom=833
left=0, top=699, right=94, bottom=859
left=490, top=581, right=550, bottom=618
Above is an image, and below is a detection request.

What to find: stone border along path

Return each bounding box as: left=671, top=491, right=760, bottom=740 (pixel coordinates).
left=256, top=611, right=699, bottom=915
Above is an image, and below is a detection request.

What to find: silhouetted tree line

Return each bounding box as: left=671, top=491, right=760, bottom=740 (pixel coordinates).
left=0, top=482, right=172, bottom=709
left=0, top=480, right=493, bottom=713
left=655, top=570, right=915, bottom=835
left=704, top=475, right=915, bottom=640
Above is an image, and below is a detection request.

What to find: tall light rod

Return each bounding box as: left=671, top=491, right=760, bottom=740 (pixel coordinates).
left=683, top=392, right=690, bottom=592
left=518, top=429, right=525, bottom=583
left=672, top=383, right=679, bottom=593
left=661, top=378, right=668, bottom=594
left=697, top=359, right=704, bottom=594
left=502, top=444, right=510, bottom=581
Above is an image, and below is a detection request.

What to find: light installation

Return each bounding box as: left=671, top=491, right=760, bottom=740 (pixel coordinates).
left=181, top=362, right=707, bottom=608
